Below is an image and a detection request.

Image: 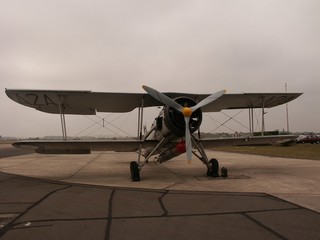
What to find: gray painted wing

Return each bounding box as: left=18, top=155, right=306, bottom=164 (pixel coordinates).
left=12, top=135, right=297, bottom=154
left=13, top=140, right=159, bottom=154
left=200, top=93, right=302, bottom=112
left=200, top=135, right=297, bottom=148
left=5, top=89, right=157, bottom=114
left=5, top=89, right=302, bottom=114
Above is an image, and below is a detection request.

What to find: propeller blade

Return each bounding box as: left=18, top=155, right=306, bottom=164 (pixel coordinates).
left=143, top=86, right=226, bottom=163
left=191, top=89, right=226, bottom=112
left=184, top=117, right=192, bottom=162
left=142, top=85, right=183, bottom=111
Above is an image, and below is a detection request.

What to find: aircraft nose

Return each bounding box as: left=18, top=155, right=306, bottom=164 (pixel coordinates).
left=182, top=107, right=192, bottom=117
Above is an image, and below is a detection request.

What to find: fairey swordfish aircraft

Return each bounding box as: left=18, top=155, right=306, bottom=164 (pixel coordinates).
left=5, top=86, right=302, bottom=181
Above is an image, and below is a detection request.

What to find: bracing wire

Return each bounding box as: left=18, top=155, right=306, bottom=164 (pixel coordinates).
left=71, top=113, right=135, bottom=139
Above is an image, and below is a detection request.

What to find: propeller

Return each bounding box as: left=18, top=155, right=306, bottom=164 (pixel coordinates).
left=143, top=85, right=226, bottom=162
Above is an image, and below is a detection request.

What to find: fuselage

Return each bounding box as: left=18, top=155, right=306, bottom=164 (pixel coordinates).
left=144, top=97, right=202, bottom=162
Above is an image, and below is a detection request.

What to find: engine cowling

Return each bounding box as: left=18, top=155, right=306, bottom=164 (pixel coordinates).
left=164, top=97, right=202, bottom=136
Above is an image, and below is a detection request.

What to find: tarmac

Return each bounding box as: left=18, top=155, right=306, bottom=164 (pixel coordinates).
left=0, top=144, right=319, bottom=239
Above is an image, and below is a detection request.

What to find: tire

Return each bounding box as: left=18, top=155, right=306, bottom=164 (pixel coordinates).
left=130, top=161, right=140, bottom=182
left=207, top=158, right=219, bottom=177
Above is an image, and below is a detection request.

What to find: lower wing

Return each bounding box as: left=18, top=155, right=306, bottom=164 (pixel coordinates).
left=200, top=135, right=297, bottom=148
left=12, top=135, right=296, bottom=154
left=12, top=140, right=158, bottom=154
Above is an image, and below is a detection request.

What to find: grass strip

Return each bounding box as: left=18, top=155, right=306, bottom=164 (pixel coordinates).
left=212, top=144, right=320, bottom=160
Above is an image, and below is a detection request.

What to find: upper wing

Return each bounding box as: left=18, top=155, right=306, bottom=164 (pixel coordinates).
left=200, top=93, right=302, bottom=112
left=5, top=89, right=157, bottom=114
left=5, top=89, right=302, bottom=114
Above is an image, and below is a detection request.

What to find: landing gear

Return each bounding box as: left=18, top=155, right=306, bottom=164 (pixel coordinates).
left=130, top=161, right=140, bottom=182
left=207, top=158, right=219, bottom=177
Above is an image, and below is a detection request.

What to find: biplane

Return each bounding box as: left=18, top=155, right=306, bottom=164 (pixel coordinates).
left=5, top=86, right=302, bottom=181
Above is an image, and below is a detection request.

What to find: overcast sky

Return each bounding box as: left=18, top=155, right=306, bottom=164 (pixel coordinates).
left=1, top=0, right=319, bottom=138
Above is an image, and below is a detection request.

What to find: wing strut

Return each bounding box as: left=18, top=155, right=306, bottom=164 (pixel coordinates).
left=249, top=108, right=254, bottom=135
left=137, top=97, right=144, bottom=164
left=248, top=97, right=266, bottom=137
left=261, top=96, right=265, bottom=136
left=58, top=95, right=68, bottom=140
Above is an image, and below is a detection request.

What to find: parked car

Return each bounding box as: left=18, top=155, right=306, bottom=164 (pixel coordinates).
left=295, top=135, right=320, bottom=144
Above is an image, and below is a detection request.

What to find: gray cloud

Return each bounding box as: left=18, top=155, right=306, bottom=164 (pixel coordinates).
left=1, top=0, right=319, bottom=137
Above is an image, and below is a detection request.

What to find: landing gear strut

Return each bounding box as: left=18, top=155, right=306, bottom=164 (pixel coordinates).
left=130, top=161, right=140, bottom=181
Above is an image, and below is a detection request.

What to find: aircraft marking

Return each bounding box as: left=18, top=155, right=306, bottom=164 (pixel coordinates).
left=16, top=93, right=57, bottom=106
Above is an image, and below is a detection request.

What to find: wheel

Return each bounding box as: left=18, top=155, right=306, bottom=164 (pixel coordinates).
left=130, top=161, right=140, bottom=182
left=207, top=158, right=219, bottom=178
